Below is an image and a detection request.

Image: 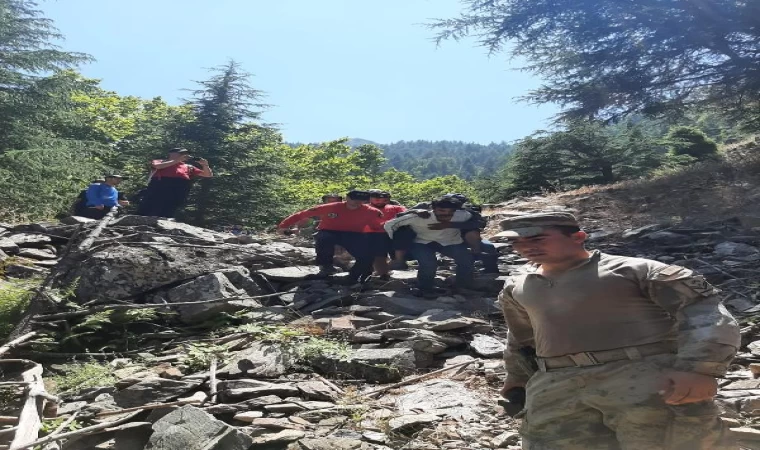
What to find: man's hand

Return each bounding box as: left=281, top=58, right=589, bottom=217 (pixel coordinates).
left=500, top=381, right=527, bottom=398
left=197, top=157, right=209, bottom=166
left=660, top=371, right=718, bottom=405
left=93, top=205, right=104, bottom=210
left=427, top=222, right=451, bottom=230
left=118, top=200, right=130, bottom=206
left=413, top=210, right=431, bottom=219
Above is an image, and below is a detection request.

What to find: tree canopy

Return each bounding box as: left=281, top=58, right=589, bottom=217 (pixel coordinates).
left=433, top=0, right=760, bottom=123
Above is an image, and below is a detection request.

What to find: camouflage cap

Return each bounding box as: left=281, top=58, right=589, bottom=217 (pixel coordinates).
left=494, top=212, right=579, bottom=239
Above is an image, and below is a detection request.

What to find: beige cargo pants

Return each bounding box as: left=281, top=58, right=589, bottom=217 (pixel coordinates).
left=521, top=354, right=736, bottom=450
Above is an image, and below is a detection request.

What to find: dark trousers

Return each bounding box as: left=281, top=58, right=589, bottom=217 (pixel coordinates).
left=79, top=207, right=109, bottom=220
left=137, top=178, right=192, bottom=218
left=410, top=242, right=474, bottom=291
left=315, top=230, right=373, bottom=281
left=392, top=226, right=417, bottom=255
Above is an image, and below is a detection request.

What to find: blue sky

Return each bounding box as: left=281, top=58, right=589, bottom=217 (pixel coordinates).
left=41, top=0, right=558, bottom=144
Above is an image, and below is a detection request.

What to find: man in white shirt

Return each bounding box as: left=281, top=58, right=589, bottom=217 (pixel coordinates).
left=384, top=197, right=475, bottom=297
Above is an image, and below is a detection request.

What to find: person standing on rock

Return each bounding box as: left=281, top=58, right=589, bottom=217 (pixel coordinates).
left=80, top=175, right=129, bottom=220
left=384, top=197, right=475, bottom=297
left=137, top=148, right=213, bottom=218
left=496, top=212, right=740, bottom=449
left=367, top=190, right=407, bottom=279
left=277, top=190, right=384, bottom=283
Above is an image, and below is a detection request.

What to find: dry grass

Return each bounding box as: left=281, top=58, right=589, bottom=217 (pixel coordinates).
left=486, top=140, right=760, bottom=234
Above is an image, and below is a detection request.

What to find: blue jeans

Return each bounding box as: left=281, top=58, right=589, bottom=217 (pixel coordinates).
left=476, top=239, right=500, bottom=273
left=410, top=242, right=474, bottom=291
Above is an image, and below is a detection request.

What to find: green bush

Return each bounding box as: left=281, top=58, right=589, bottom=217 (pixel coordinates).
left=0, top=280, right=35, bottom=340
left=49, top=362, right=115, bottom=393
left=665, top=126, right=719, bottom=160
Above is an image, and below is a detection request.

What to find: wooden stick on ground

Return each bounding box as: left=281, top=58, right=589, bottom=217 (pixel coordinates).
left=313, top=374, right=345, bottom=395
left=0, top=333, right=37, bottom=358
left=11, top=411, right=141, bottom=450
left=76, top=206, right=119, bottom=252
left=208, top=357, right=218, bottom=404
left=94, top=399, right=203, bottom=418
left=363, top=359, right=480, bottom=398
left=43, top=411, right=79, bottom=446
left=9, top=361, right=57, bottom=450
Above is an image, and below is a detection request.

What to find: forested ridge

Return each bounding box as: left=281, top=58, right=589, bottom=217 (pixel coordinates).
left=0, top=0, right=758, bottom=228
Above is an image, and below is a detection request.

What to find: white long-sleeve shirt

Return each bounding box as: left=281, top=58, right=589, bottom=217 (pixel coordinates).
left=384, top=211, right=472, bottom=246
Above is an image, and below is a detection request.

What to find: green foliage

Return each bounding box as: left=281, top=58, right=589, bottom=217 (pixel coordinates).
left=0, top=280, right=35, bottom=340
left=49, top=362, right=115, bottom=393
left=176, top=61, right=289, bottom=228
left=40, top=417, right=83, bottom=435
left=664, top=126, right=720, bottom=160
left=292, top=336, right=351, bottom=364
left=434, top=0, right=760, bottom=121
left=282, top=139, right=478, bottom=210
left=181, top=343, right=229, bottom=373
left=483, top=120, right=663, bottom=197
left=377, top=139, right=513, bottom=179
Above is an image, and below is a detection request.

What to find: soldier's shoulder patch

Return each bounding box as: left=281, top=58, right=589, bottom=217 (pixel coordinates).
left=680, top=275, right=718, bottom=297
left=658, top=265, right=683, bottom=277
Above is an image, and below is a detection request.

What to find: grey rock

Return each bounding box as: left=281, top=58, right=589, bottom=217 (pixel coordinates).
left=470, top=334, right=506, bottom=358
left=492, top=431, right=521, bottom=448
left=60, top=215, right=97, bottom=225
left=152, top=272, right=257, bottom=323
left=220, top=266, right=264, bottom=296
left=156, top=220, right=221, bottom=243
left=297, top=380, right=340, bottom=401
left=203, top=404, right=245, bottom=415
left=298, top=437, right=365, bottom=450
left=146, top=405, right=253, bottom=450
left=641, top=230, right=690, bottom=243
left=357, top=291, right=467, bottom=316
left=621, top=224, right=662, bottom=239
left=399, top=309, right=478, bottom=331
left=381, top=328, right=466, bottom=347
left=218, top=342, right=292, bottom=379
left=362, top=431, right=388, bottom=444
left=237, top=395, right=285, bottom=409
left=351, top=330, right=383, bottom=343
left=221, top=385, right=298, bottom=402
left=233, top=411, right=264, bottom=422
left=387, top=414, right=439, bottom=433
left=17, top=248, right=57, bottom=260
left=111, top=215, right=163, bottom=227
left=114, top=422, right=153, bottom=450
left=396, top=380, right=483, bottom=421
left=714, top=242, right=760, bottom=258
left=5, top=263, right=48, bottom=279
left=68, top=244, right=266, bottom=302
left=217, top=379, right=275, bottom=391
left=250, top=429, right=305, bottom=445
left=0, top=237, right=19, bottom=254
left=114, top=378, right=201, bottom=408
left=264, top=403, right=305, bottom=413
left=9, top=233, right=52, bottom=247
left=311, top=348, right=415, bottom=383
left=257, top=265, right=323, bottom=281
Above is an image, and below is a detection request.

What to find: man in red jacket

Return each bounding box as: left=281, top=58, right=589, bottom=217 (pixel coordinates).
left=278, top=190, right=384, bottom=282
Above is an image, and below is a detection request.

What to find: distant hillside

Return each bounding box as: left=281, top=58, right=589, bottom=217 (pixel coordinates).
left=375, top=140, right=513, bottom=180
left=291, top=138, right=515, bottom=180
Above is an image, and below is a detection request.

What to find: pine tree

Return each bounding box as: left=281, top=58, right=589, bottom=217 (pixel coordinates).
left=177, top=61, right=287, bottom=227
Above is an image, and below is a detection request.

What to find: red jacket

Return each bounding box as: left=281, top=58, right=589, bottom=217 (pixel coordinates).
left=279, top=202, right=384, bottom=233
left=366, top=204, right=407, bottom=232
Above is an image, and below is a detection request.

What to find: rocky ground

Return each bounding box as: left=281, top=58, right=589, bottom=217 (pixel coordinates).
left=1, top=205, right=760, bottom=450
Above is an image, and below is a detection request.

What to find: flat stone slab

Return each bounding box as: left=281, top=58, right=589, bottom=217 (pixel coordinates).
left=145, top=405, right=252, bottom=450
left=17, top=248, right=57, bottom=260
left=399, top=309, right=480, bottom=331
left=114, top=378, right=201, bottom=408
left=396, top=380, right=483, bottom=421
left=257, top=266, right=323, bottom=281
left=470, top=334, right=506, bottom=358
left=388, top=413, right=440, bottom=433
left=218, top=342, right=292, bottom=379
left=312, top=347, right=415, bottom=383
left=8, top=233, right=52, bottom=247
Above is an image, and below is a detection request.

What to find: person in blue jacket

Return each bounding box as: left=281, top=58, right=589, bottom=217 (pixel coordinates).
left=81, top=175, right=129, bottom=219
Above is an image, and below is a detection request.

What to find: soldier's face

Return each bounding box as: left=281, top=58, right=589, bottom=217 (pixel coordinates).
left=511, top=229, right=587, bottom=263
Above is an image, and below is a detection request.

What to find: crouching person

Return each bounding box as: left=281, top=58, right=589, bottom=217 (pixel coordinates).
left=277, top=190, right=383, bottom=284
left=384, top=197, right=474, bottom=297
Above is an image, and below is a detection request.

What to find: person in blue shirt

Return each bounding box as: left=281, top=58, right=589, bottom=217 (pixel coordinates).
left=81, top=175, right=129, bottom=219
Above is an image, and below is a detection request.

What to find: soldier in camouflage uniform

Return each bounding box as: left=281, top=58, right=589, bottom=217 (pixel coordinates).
left=495, top=212, right=740, bottom=450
